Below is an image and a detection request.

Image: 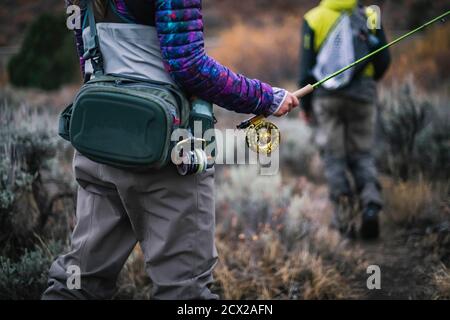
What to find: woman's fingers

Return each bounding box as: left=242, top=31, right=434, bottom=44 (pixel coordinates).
left=291, top=94, right=300, bottom=109
left=273, top=92, right=300, bottom=117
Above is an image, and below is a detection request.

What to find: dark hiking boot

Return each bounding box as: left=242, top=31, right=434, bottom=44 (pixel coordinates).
left=360, top=204, right=381, bottom=240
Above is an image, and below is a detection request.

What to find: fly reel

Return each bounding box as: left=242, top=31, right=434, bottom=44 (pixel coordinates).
left=244, top=118, right=280, bottom=154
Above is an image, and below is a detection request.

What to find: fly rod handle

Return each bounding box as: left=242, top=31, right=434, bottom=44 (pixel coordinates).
left=237, top=84, right=315, bottom=129
left=293, top=84, right=315, bottom=98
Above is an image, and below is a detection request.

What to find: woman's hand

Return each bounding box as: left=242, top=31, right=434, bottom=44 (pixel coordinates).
left=273, top=92, right=300, bottom=117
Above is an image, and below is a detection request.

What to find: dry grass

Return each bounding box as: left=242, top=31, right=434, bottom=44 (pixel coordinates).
left=113, top=230, right=360, bottom=300
left=214, top=232, right=357, bottom=300
left=382, top=177, right=443, bottom=227
left=112, top=168, right=366, bottom=300
left=433, top=265, right=450, bottom=300
left=211, top=166, right=367, bottom=300
left=114, top=245, right=151, bottom=300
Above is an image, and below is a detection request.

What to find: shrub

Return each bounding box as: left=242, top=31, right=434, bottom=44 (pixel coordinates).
left=0, top=94, right=74, bottom=257
left=0, top=241, right=64, bottom=300
left=215, top=166, right=293, bottom=237
left=0, top=91, right=74, bottom=299
left=378, top=82, right=450, bottom=181
left=8, top=13, right=79, bottom=90
left=382, top=178, right=441, bottom=228
left=1, top=106, right=55, bottom=249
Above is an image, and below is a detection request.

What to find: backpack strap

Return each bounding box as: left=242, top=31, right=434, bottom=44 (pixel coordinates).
left=348, top=6, right=380, bottom=80
left=82, top=0, right=104, bottom=78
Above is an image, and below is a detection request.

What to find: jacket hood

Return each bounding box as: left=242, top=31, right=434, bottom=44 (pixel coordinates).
left=320, top=0, right=358, bottom=11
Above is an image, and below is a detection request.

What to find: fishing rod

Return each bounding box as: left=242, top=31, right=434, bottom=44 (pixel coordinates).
left=238, top=10, right=450, bottom=153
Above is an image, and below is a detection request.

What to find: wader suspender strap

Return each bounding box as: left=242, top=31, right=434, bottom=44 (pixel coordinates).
left=82, top=0, right=104, bottom=78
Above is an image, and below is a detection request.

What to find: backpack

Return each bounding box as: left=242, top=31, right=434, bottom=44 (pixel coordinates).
left=312, top=6, right=378, bottom=90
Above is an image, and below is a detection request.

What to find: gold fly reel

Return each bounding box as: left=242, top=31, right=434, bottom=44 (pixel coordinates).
left=245, top=119, right=281, bottom=154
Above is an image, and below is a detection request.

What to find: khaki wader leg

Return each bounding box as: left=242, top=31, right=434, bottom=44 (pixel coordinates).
left=42, top=154, right=137, bottom=299
left=43, top=152, right=218, bottom=300
left=344, top=100, right=383, bottom=208
left=313, top=97, right=352, bottom=201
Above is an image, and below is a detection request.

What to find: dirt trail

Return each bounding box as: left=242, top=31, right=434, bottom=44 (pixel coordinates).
left=346, top=226, right=434, bottom=300
left=300, top=177, right=438, bottom=300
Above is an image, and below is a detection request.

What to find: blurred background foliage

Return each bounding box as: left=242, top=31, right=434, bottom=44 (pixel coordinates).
left=7, top=14, right=78, bottom=90
left=0, top=0, right=449, bottom=91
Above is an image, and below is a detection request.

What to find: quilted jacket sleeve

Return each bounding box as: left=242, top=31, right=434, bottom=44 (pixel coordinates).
left=155, top=0, right=278, bottom=116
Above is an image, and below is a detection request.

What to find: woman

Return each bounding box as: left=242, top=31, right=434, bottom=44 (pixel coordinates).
left=43, top=0, right=299, bottom=300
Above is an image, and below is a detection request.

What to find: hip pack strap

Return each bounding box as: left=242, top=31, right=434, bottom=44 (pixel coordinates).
left=82, top=0, right=104, bottom=78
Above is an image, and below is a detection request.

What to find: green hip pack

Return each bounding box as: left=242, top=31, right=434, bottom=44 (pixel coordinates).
left=59, top=74, right=191, bottom=169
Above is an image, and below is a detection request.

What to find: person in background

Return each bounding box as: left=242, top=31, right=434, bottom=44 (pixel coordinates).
left=43, top=0, right=299, bottom=300
left=298, top=0, right=391, bottom=239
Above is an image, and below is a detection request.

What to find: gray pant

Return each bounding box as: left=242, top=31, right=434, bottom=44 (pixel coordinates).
left=313, top=96, right=383, bottom=208
left=42, top=152, right=218, bottom=300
